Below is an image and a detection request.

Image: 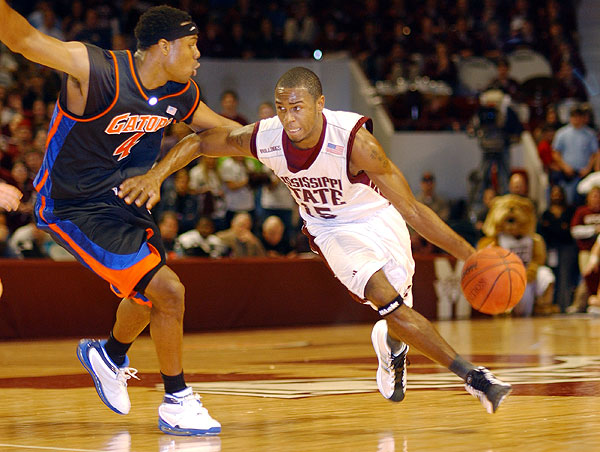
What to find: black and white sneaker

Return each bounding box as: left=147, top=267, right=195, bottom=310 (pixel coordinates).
left=465, top=366, right=512, bottom=413
left=371, top=320, right=409, bottom=402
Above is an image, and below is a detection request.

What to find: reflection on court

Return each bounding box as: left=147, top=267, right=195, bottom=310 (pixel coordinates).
left=0, top=316, right=599, bottom=451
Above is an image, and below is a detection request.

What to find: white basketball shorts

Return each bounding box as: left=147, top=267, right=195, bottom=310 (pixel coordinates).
left=306, top=205, right=415, bottom=307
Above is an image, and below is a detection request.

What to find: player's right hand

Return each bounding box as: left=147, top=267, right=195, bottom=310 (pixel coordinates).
left=118, top=171, right=162, bottom=210
left=0, top=183, right=23, bottom=211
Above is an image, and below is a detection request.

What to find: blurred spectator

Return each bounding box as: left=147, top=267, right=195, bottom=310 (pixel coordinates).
left=416, top=171, right=450, bottom=221
left=383, top=43, right=412, bottom=82
left=31, top=98, right=49, bottom=132
left=197, top=20, right=226, bottom=58
left=8, top=220, right=52, bottom=259
left=555, top=61, right=588, bottom=102
left=218, top=156, right=255, bottom=228
left=257, top=101, right=276, bottom=121
left=447, top=17, right=475, bottom=58
left=508, top=170, right=529, bottom=198
left=533, top=104, right=562, bottom=142
left=537, top=184, right=578, bottom=312
left=254, top=18, right=284, bottom=59
left=0, top=211, right=10, bottom=257
left=568, top=186, right=600, bottom=313
left=260, top=215, right=294, bottom=257
left=486, top=57, right=520, bottom=101
left=447, top=199, right=479, bottom=247
left=3, top=160, right=34, bottom=233
left=468, top=89, right=523, bottom=197
left=189, top=156, right=227, bottom=231
left=24, top=149, right=43, bottom=179
left=62, top=0, right=86, bottom=41
left=571, top=186, right=600, bottom=255
left=219, top=90, right=248, bottom=125
left=471, top=186, right=498, bottom=237
left=157, top=211, right=180, bottom=260
left=552, top=105, right=599, bottom=205
left=536, top=125, right=558, bottom=175
left=480, top=20, right=507, bottom=60
left=37, top=7, right=65, bottom=41
left=74, top=9, right=112, bottom=49
left=175, top=216, right=229, bottom=258
left=283, top=1, right=317, bottom=58
left=216, top=211, right=265, bottom=257
left=314, top=20, right=346, bottom=55
left=156, top=169, right=199, bottom=234
left=411, top=171, right=449, bottom=253
left=423, top=42, right=458, bottom=91
left=353, top=21, right=383, bottom=82
left=223, top=22, right=254, bottom=59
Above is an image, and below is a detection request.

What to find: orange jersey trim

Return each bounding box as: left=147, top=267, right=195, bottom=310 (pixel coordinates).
left=34, top=169, right=49, bottom=192
left=159, top=81, right=191, bottom=101
left=44, top=110, right=64, bottom=150
left=127, top=51, right=148, bottom=101
left=180, top=79, right=200, bottom=123
left=58, top=51, right=120, bottom=122
left=37, top=195, right=161, bottom=297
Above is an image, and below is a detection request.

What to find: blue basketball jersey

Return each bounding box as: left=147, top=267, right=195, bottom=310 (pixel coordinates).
left=34, top=44, right=200, bottom=201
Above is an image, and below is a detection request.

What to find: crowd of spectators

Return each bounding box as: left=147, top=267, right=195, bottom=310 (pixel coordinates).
left=1, top=0, right=599, bottom=315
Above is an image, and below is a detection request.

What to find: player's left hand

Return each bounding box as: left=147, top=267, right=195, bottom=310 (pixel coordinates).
left=118, top=171, right=162, bottom=210
left=0, top=183, right=23, bottom=211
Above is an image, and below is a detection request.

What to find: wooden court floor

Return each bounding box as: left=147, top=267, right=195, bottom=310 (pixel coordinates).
left=0, top=315, right=599, bottom=452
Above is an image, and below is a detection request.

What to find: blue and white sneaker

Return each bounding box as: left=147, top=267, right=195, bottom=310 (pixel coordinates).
left=158, top=388, right=221, bottom=436
left=76, top=339, right=138, bottom=415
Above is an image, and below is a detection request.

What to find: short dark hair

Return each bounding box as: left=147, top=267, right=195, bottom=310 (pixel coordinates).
left=421, top=172, right=435, bottom=182
left=221, top=90, right=239, bottom=101
left=570, top=105, right=585, bottom=117
left=135, top=5, right=193, bottom=50
left=275, top=67, right=323, bottom=100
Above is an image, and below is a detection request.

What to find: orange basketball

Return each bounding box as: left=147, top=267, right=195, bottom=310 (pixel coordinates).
left=460, top=246, right=527, bottom=315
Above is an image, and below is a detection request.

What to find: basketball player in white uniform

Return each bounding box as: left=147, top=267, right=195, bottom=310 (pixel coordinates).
left=119, top=67, right=512, bottom=414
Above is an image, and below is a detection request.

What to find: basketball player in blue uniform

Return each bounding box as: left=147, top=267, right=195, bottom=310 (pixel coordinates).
left=0, top=2, right=239, bottom=435
left=120, top=67, right=513, bottom=414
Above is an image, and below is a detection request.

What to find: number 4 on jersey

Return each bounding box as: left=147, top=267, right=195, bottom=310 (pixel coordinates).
left=113, top=132, right=145, bottom=161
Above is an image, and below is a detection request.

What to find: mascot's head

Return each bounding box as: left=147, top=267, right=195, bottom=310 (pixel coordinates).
left=482, top=194, right=536, bottom=239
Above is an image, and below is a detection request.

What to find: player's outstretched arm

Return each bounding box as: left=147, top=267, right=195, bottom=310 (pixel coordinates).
left=350, top=128, right=475, bottom=261
left=0, top=0, right=89, bottom=82
left=119, top=124, right=255, bottom=209
left=0, top=183, right=22, bottom=212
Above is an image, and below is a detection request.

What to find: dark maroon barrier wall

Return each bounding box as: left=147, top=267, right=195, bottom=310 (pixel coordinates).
left=0, top=256, right=438, bottom=340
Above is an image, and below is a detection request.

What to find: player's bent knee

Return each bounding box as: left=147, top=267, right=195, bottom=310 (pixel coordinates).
left=149, top=278, right=185, bottom=315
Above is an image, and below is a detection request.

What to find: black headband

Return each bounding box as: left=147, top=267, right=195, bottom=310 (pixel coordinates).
left=139, top=21, right=198, bottom=48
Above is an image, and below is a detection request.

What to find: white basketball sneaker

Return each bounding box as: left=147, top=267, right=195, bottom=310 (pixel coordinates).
left=158, top=388, right=221, bottom=436
left=371, top=319, right=409, bottom=402
left=76, top=339, right=138, bottom=415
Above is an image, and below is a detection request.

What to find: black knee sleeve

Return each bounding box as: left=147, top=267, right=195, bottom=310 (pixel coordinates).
left=377, top=295, right=404, bottom=316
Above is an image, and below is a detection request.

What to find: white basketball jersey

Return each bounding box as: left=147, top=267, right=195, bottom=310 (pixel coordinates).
left=497, top=233, right=534, bottom=265
left=251, top=108, right=390, bottom=227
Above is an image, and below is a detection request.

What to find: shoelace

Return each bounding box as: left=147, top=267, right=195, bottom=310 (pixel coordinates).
left=180, top=393, right=210, bottom=415
left=468, top=367, right=502, bottom=392
left=388, top=350, right=409, bottom=383
left=116, top=367, right=139, bottom=386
